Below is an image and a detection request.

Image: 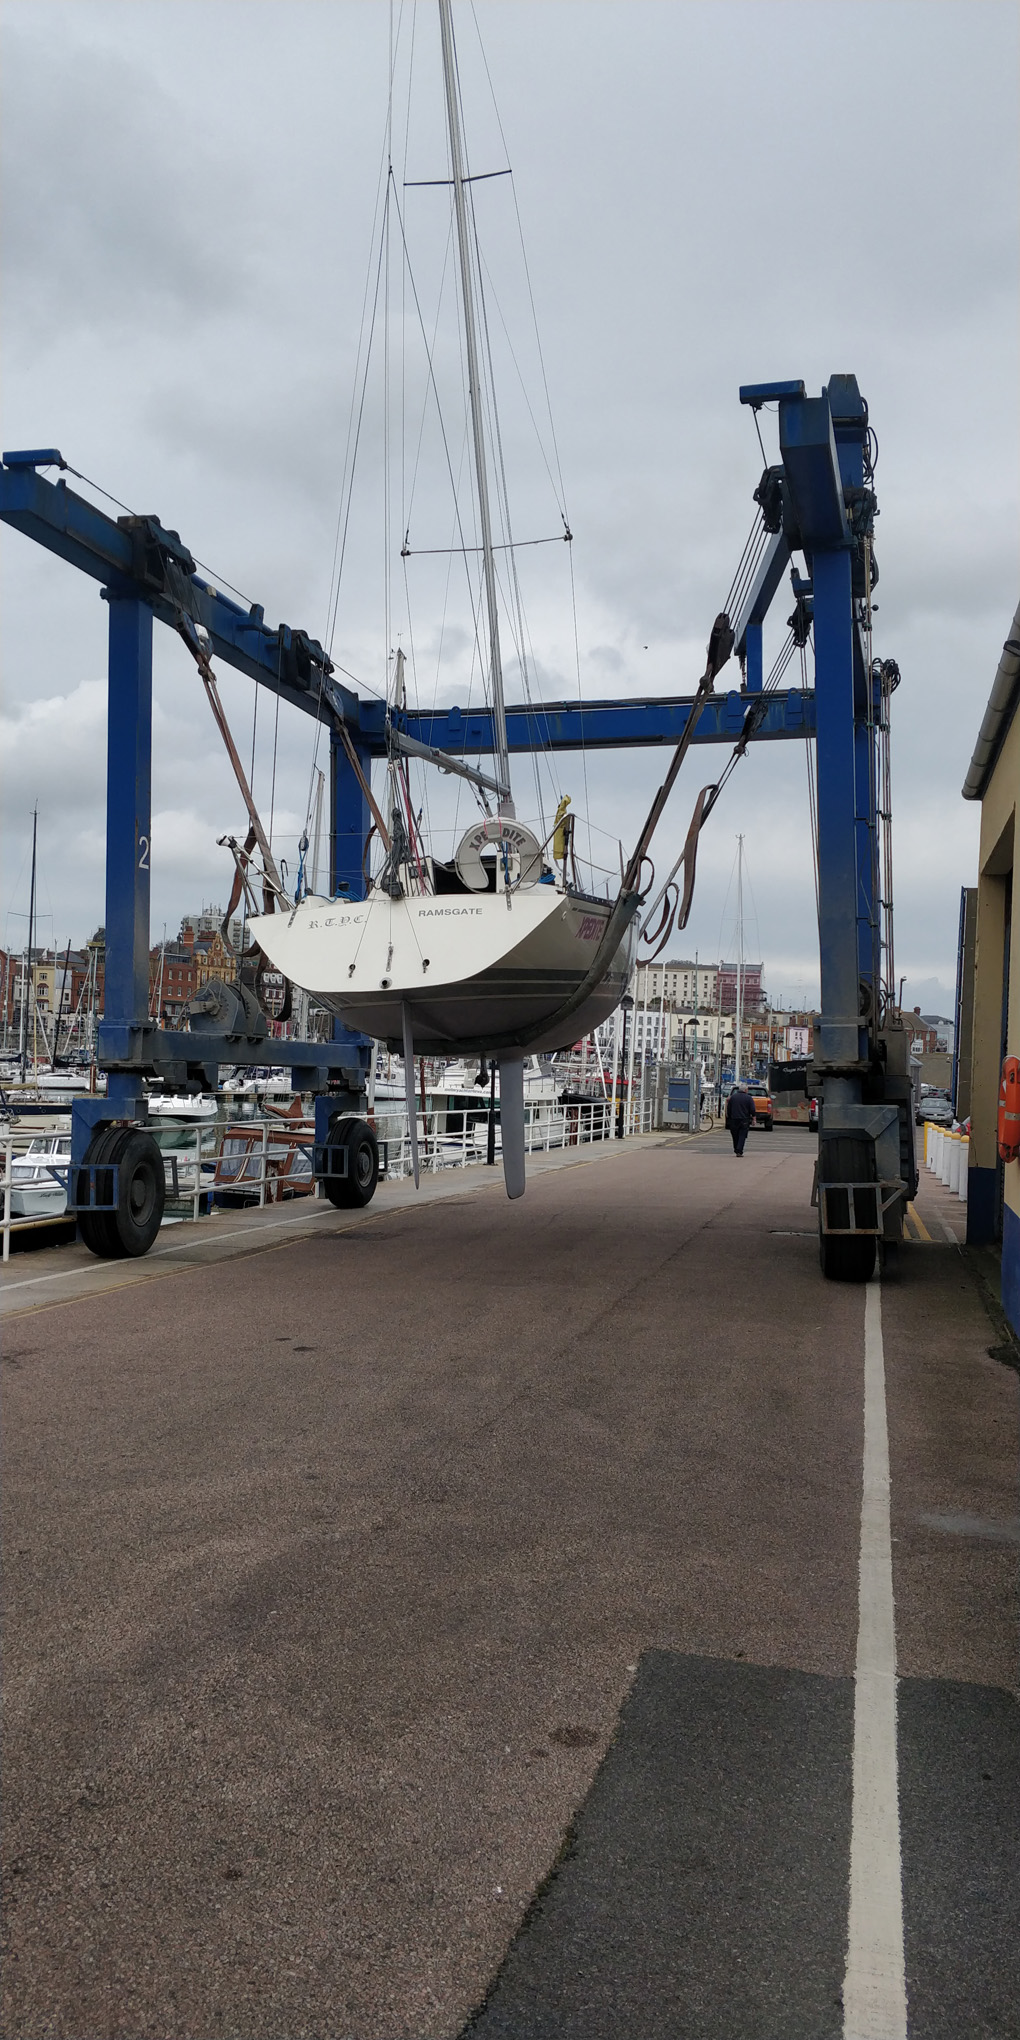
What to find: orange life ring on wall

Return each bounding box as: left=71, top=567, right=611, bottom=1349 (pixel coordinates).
left=997, top=1056, right=1020, bottom=1162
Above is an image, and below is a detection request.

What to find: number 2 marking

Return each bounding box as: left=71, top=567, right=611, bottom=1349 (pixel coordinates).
left=138, top=835, right=150, bottom=870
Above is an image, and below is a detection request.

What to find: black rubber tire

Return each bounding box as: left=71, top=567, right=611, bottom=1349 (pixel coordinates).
left=76, top=1124, right=122, bottom=1259
left=820, top=1231, right=876, bottom=1281
left=322, top=1117, right=379, bottom=1209
left=77, top=1126, right=165, bottom=1259
left=818, top=1132, right=877, bottom=1283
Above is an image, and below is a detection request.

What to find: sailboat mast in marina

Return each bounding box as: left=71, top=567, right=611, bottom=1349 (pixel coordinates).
left=19, top=804, right=38, bottom=1083
left=248, top=0, right=640, bottom=1196
left=735, top=834, right=745, bottom=1086
left=438, top=0, right=512, bottom=818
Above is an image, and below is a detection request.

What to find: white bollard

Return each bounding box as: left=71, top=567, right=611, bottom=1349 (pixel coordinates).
left=959, top=1139, right=969, bottom=1203
left=930, top=1126, right=941, bottom=1174
left=940, top=1129, right=953, bottom=1186
left=949, top=1132, right=962, bottom=1195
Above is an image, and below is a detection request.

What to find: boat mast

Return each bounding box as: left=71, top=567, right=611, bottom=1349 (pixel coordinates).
left=21, top=803, right=37, bottom=1082
left=17, top=943, right=26, bottom=1074
left=437, top=0, right=513, bottom=816
left=734, top=833, right=744, bottom=1086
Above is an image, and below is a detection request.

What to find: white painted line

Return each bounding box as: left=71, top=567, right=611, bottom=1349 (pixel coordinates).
left=843, top=1278, right=907, bottom=2040
left=0, top=1206, right=336, bottom=1291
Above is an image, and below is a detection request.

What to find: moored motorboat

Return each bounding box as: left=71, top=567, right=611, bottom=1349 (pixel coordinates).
left=4, top=1132, right=71, bottom=1217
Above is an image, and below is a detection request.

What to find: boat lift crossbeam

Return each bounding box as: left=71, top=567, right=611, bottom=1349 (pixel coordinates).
left=0, top=450, right=817, bottom=1119
left=0, top=368, right=905, bottom=1274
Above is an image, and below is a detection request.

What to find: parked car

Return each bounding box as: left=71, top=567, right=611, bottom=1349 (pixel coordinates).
left=744, top=1080, right=774, bottom=1131
left=916, top=1091, right=953, bottom=1127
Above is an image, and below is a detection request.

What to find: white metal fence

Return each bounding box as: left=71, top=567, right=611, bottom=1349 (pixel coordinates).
left=375, top=1095, right=615, bottom=1179
left=3, top=1096, right=648, bottom=1256
left=1, top=1127, right=73, bottom=1262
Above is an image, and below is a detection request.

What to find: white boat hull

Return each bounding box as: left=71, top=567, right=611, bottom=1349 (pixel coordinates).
left=9, top=1182, right=68, bottom=1218
left=249, top=888, right=637, bottom=1054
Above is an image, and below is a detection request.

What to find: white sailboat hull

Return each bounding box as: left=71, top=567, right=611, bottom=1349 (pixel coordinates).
left=249, top=888, right=636, bottom=1054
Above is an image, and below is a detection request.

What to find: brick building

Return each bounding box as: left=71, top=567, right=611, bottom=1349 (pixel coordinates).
left=716, top=961, right=766, bottom=1016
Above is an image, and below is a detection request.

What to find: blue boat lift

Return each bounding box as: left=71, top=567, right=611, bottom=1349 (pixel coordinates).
left=0, top=371, right=912, bottom=1272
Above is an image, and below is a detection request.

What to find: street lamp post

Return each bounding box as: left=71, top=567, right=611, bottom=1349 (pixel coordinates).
left=616, top=993, right=634, bottom=1139
left=722, top=1030, right=735, bottom=1110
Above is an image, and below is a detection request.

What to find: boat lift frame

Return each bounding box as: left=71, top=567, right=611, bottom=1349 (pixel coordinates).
left=0, top=369, right=910, bottom=1269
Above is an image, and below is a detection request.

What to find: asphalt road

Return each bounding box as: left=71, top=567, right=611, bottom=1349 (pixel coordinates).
left=2, top=1131, right=1017, bottom=2037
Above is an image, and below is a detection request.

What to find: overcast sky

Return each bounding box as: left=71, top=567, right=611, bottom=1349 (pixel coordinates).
left=2, top=0, right=1017, bottom=1013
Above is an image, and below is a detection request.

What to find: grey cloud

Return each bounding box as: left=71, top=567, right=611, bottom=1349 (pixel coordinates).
left=1, top=35, right=258, bottom=345
left=1, top=0, right=1015, bottom=987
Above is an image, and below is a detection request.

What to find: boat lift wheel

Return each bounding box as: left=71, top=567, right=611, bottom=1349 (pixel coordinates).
left=77, top=1125, right=166, bottom=1259
left=817, top=1134, right=877, bottom=1284
left=321, top=1116, right=379, bottom=1210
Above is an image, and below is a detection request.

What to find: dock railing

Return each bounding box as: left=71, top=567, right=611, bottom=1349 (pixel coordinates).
left=376, top=1095, right=614, bottom=1180
left=2, top=1099, right=624, bottom=1254
left=1, top=1126, right=73, bottom=1262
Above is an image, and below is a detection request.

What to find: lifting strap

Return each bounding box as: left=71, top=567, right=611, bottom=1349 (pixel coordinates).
left=336, top=721, right=392, bottom=853
left=621, top=611, right=733, bottom=896
left=219, top=827, right=294, bottom=1023
left=174, top=611, right=288, bottom=904
left=640, top=782, right=719, bottom=959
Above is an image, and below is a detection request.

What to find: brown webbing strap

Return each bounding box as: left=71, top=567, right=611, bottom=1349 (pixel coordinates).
left=620, top=611, right=733, bottom=896
left=221, top=826, right=258, bottom=950
left=336, top=723, right=392, bottom=853
left=676, top=784, right=716, bottom=931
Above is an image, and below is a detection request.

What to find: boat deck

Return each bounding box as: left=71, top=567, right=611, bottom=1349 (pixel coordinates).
left=3, top=1129, right=1017, bottom=2038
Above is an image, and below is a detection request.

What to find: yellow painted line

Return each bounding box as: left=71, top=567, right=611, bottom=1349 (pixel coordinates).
left=906, top=1204, right=932, bottom=1242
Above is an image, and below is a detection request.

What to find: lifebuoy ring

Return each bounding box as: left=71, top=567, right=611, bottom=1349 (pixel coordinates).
left=455, top=817, right=543, bottom=892
left=997, top=1055, right=1020, bottom=1162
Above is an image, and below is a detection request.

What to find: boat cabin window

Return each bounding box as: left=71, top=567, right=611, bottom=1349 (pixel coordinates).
left=431, top=855, right=497, bottom=895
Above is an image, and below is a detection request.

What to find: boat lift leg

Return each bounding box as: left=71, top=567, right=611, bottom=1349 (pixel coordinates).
left=71, top=594, right=152, bottom=1182
left=103, top=592, right=153, bottom=1114
left=324, top=727, right=372, bottom=1094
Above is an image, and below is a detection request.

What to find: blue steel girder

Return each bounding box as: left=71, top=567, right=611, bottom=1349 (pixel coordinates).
left=365, top=688, right=814, bottom=757
left=754, top=373, right=880, bottom=1071
left=0, top=460, right=343, bottom=724
left=4, top=393, right=873, bottom=1103
left=95, top=1021, right=363, bottom=1081
left=1, top=459, right=816, bottom=756
left=103, top=594, right=154, bottom=1118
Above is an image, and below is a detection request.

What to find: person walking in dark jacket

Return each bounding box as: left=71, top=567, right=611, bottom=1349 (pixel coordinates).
left=725, top=1083, right=756, bottom=1155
